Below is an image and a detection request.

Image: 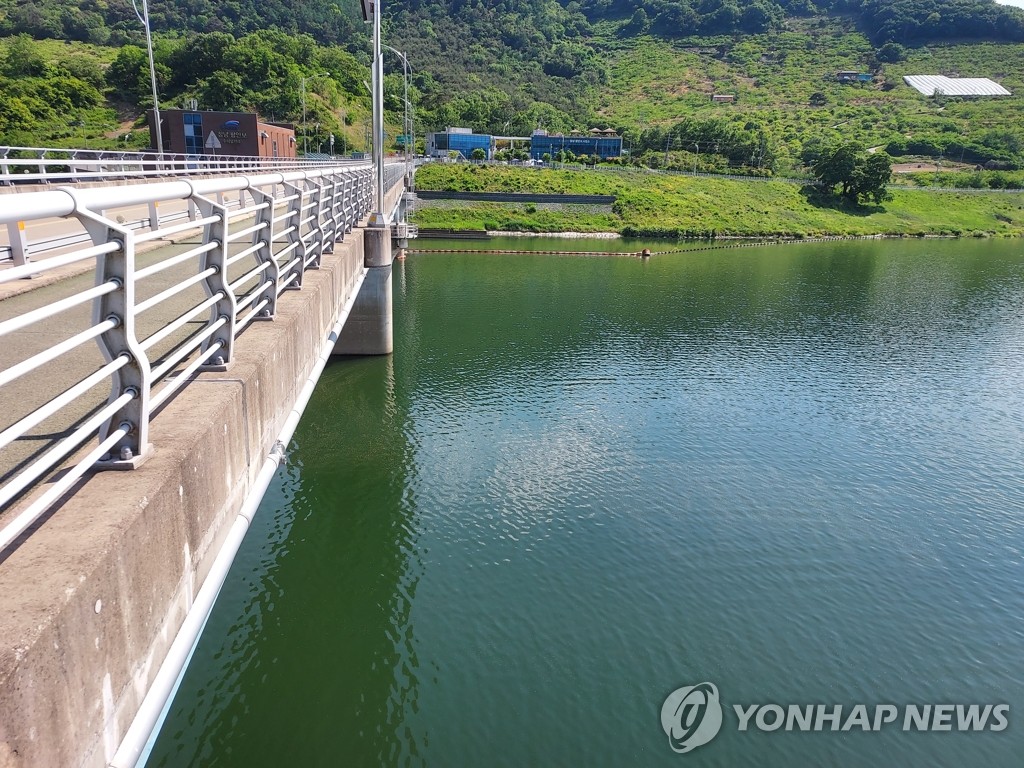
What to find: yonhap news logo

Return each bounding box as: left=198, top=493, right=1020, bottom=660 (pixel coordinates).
left=660, top=683, right=723, bottom=753
left=661, top=682, right=1010, bottom=755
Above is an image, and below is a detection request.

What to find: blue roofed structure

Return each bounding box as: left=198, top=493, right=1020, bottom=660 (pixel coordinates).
left=426, top=128, right=493, bottom=160
left=529, top=130, right=622, bottom=161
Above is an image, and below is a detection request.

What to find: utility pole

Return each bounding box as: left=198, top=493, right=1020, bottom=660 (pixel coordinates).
left=383, top=45, right=412, bottom=182
left=369, top=0, right=385, bottom=225
left=301, top=77, right=308, bottom=155
left=131, top=0, right=163, bottom=157
left=301, top=74, right=329, bottom=156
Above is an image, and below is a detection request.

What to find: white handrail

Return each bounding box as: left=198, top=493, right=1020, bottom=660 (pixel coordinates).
left=0, top=161, right=407, bottom=550
left=0, top=144, right=365, bottom=187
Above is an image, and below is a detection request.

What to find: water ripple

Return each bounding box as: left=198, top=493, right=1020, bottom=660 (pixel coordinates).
left=152, top=240, right=1024, bottom=768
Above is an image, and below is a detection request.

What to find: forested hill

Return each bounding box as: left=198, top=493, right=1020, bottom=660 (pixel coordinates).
left=3, top=0, right=1022, bottom=127
left=0, top=0, right=602, bottom=133
left=385, top=1, right=599, bottom=132
left=4, top=0, right=1024, bottom=50
left=577, top=0, right=1024, bottom=44
left=0, top=0, right=365, bottom=47
left=2, top=0, right=1024, bottom=173
left=4, top=0, right=1019, bottom=47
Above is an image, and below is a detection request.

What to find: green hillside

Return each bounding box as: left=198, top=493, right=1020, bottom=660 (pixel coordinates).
left=412, top=164, right=1024, bottom=237
left=1, top=0, right=1024, bottom=177
left=592, top=17, right=1024, bottom=172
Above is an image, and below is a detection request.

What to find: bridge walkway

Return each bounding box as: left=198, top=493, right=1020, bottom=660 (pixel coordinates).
left=0, top=166, right=408, bottom=768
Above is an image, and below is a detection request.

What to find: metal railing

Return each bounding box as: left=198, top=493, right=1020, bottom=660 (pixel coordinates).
left=2, top=195, right=244, bottom=264
left=0, top=145, right=364, bottom=187
left=394, top=222, right=419, bottom=239
left=0, top=161, right=406, bottom=550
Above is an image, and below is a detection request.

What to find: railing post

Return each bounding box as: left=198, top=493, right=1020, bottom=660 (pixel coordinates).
left=6, top=221, right=30, bottom=269
left=333, top=172, right=348, bottom=240
left=0, top=147, right=10, bottom=186
left=357, top=169, right=370, bottom=219
left=321, top=174, right=340, bottom=250
left=364, top=168, right=374, bottom=216
left=246, top=185, right=280, bottom=319
left=281, top=181, right=306, bottom=290
left=347, top=173, right=360, bottom=233
left=340, top=176, right=355, bottom=236
left=70, top=151, right=82, bottom=184
left=59, top=189, right=152, bottom=467
left=321, top=173, right=334, bottom=252
left=191, top=193, right=237, bottom=370
left=304, top=177, right=326, bottom=267
left=352, top=171, right=363, bottom=220
left=147, top=201, right=159, bottom=230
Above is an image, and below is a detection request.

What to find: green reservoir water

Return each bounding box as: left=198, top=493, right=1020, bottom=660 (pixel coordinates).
left=150, top=238, right=1024, bottom=767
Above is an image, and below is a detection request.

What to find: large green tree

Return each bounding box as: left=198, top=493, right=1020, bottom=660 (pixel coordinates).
left=813, top=142, right=860, bottom=195
left=812, top=143, right=892, bottom=204
left=855, top=153, right=894, bottom=203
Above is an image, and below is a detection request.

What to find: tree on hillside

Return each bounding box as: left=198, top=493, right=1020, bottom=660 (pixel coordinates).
left=857, top=153, right=894, bottom=202
left=167, top=32, right=234, bottom=90
left=813, top=143, right=859, bottom=193
left=876, top=42, right=906, bottom=63
left=626, top=8, right=649, bottom=33
left=106, top=45, right=148, bottom=103
left=812, top=143, right=892, bottom=204
left=3, top=34, right=46, bottom=77
left=199, top=71, right=247, bottom=112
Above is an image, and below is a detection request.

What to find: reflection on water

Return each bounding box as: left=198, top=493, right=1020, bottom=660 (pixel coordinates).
left=151, top=239, right=1024, bottom=767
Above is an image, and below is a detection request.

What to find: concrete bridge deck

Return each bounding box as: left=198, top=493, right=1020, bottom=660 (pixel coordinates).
left=0, top=171, right=408, bottom=768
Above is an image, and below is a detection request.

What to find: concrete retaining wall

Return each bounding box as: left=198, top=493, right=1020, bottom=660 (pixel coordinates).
left=415, top=190, right=615, bottom=204
left=0, top=229, right=366, bottom=768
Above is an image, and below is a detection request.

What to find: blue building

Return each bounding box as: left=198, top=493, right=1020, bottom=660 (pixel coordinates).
left=426, top=128, right=493, bottom=160
left=530, top=129, right=622, bottom=161
left=836, top=71, right=873, bottom=84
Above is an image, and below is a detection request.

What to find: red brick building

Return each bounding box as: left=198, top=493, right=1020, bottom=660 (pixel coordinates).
left=149, top=110, right=297, bottom=158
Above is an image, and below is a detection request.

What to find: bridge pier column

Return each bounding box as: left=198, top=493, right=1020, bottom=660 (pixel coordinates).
left=333, top=225, right=393, bottom=355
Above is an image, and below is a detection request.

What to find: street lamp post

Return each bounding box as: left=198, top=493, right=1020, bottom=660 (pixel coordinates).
left=404, top=98, right=415, bottom=157
left=301, top=74, right=329, bottom=157
left=361, top=0, right=385, bottom=225
left=382, top=45, right=412, bottom=178
left=301, top=77, right=309, bottom=155
left=131, top=0, right=163, bottom=157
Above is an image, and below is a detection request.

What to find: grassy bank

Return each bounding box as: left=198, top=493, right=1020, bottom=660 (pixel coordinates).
left=413, top=165, right=1024, bottom=238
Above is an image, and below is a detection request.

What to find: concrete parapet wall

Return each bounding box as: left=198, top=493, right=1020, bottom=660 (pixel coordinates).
left=0, top=229, right=366, bottom=768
